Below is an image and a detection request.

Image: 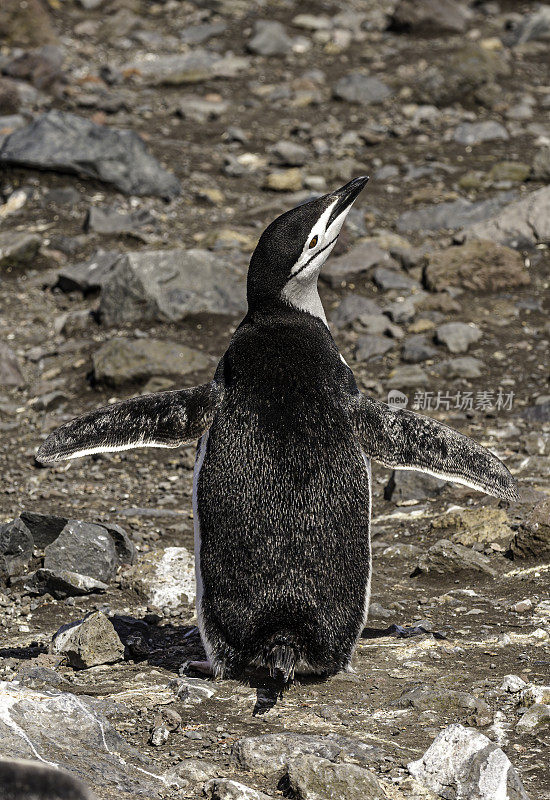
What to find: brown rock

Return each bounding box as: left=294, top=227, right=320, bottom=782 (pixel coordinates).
left=431, top=507, right=514, bottom=547
left=0, top=78, right=21, bottom=115
left=0, top=0, right=58, bottom=47
left=511, top=498, right=550, bottom=558
left=390, top=0, right=472, bottom=35
left=424, top=240, right=530, bottom=293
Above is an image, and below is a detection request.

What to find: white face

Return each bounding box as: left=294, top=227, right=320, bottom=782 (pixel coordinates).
left=281, top=197, right=355, bottom=324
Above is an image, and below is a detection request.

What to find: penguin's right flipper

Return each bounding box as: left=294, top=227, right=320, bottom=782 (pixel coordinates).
left=36, top=382, right=223, bottom=464
left=349, top=393, right=518, bottom=502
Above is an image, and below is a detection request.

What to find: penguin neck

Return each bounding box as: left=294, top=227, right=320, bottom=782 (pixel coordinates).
left=247, top=285, right=328, bottom=328
left=280, top=277, right=328, bottom=327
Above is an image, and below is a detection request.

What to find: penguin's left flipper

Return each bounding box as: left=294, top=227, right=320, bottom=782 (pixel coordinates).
left=36, top=382, right=223, bottom=464
left=349, top=394, right=518, bottom=502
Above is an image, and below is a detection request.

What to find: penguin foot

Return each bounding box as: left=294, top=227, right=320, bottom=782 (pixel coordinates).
left=180, top=659, right=214, bottom=677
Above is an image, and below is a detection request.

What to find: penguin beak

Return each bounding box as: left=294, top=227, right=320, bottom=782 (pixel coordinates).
left=326, top=176, right=369, bottom=230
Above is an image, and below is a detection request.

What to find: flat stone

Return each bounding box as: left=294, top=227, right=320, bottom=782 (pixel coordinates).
left=322, top=242, right=397, bottom=287
left=285, top=755, right=385, bottom=800
left=333, top=72, right=391, bottom=105
left=401, top=335, right=437, bottom=363
left=387, top=364, right=429, bottom=389
left=453, top=121, right=509, bottom=145
left=205, top=779, right=272, bottom=800
left=431, top=507, right=514, bottom=547
left=397, top=194, right=514, bottom=233
left=247, top=20, right=293, bottom=56
left=123, top=50, right=248, bottom=84
left=100, top=248, right=245, bottom=326
left=176, top=96, right=228, bottom=123
left=0, top=342, right=25, bottom=387
left=270, top=140, right=309, bottom=167
left=409, top=724, right=529, bottom=799
left=0, top=518, right=33, bottom=578
left=84, top=206, right=154, bottom=236
left=423, top=240, right=529, bottom=293
left=356, top=314, right=403, bottom=338
left=331, top=295, right=382, bottom=328
left=0, top=760, right=94, bottom=800
left=395, top=686, right=491, bottom=726
left=465, top=186, right=550, bottom=248
left=488, top=161, right=531, bottom=183
left=44, top=520, right=118, bottom=583
left=0, top=681, right=165, bottom=797
left=373, top=267, right=418, bottom=291
left=164, top=758, right=218, bottom=791
left=57, top=251, right=120, bottom=294
left=390, top=0, right=472, bottom=35
left=0, top=230, right=41, bottom=268
left=0, top=110, right=180, bottom=198
left=125, top=546, right=195, bottom=613
left=51, top=610, right=124, bottom=669
left=412, top=539, right=499, bottom=577
left=232, top=733, right=384, bottom=780
left=355, top=335, right=395, bottom=361
left=435, top=322, right=482, bottom=354
left=385, top=470, right=447, bottom=505
left=180, top=21, right=227, bottom=45
left=434, top=357, right=484, bottom=379
left=18, top=511, right=67, bottom=550
left=24, top=568, right=108, bottom=598
left=92, top=337, right=210, bottom=386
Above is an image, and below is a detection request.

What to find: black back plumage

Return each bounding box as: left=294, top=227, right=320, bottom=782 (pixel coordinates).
left=197, top=307, right=372, bottom=678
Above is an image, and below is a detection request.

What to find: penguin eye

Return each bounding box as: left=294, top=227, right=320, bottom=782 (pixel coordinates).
left=309, top=236, right=318, bottom=249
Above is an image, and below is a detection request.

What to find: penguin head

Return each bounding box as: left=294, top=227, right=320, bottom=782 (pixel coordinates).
left=247, top=176, right=369, bottom=315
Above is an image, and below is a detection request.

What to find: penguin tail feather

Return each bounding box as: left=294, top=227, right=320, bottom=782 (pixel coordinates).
left=262, top=638, right=299, bottom=684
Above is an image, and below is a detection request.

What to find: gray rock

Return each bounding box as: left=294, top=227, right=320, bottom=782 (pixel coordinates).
left=321, top=242, right=397, bottom=287
left=100, top=248, right=245, bottom=326
left=397, top=194, right=514, bottom=233
left=355, top=314, right=403, bottom=338
left=285, top=755, right=385, bottom=800
left=44, top=520, right=118, bottom=583
left=401, top=335, right=438, bottom=363
left=51, top=611, right=124, bottom=669
left=0, top=342, right=24, bottom=387
left=331, top=295, right=382, bottom=328
left=387, top=364, right=429, bottom=388
left=204, top=779, right=272, bottom=800
left=123, top=50, right=248, bottom=84
left=84, top=206, right=154, bottom=236
left=248, top=20, right=293, bottom=56
left=333, top=72, right=391, bottom=105
left=164, top=758, right=218, bottom=791
left=423, top=240, right=529, bottom=293
left=19, top=511, right=67, bottom=550
left=0, top=110, right=180, bottom=198
left=0, top=759, right=96, bottom=800
left=465, top=186, right=550, bottom=248
left=57, top=251, right=120, bottom=293
left=355, top=335, right=395, bottom=361
left=453, top=121, right=509, bottom=145
left=384, top=293, right=427, bottom=324
left=100, top=522, right=136, bottom=565
left=180, top=21, right=227, bottom=45
left=176, top=96, right=229, bottom=123
left=270, top=140, right=309, bottom=167
left=516, top=703, right=550, bottom=734
left=413, top=539, right=499, bottom=577
left=0, top=230, right=41, bottom=267
left=232, top=733, right=384, bottom=780
left=92, top=337, right=210, bottom=387
left=395, top=686, right=491, bottom=726
left=384, top=470, right=447, bottom=505
left=390, top=0, right=472, bottom=35
left=0, top=681, right=165, bottom=798
left=435, top=322, right=482, bottom=354
left=409, top=724, right=529, bottom=799
left=435, top=357, right=483, bottom=379
left=0, top=518, right=33, bottom=578
left=373, top=267, right=418, bottom=291
left=532, top=147, right=550, bottom=180
left=24, top=568, right=108, bottom=598
left=510, top=5, right=550, bottom=46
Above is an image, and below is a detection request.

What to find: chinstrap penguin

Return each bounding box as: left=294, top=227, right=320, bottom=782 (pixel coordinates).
left=37, top=177, right=519, bottom=685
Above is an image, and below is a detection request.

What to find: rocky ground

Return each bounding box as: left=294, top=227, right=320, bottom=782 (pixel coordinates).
left=0, top=0, right=549, bottom=798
